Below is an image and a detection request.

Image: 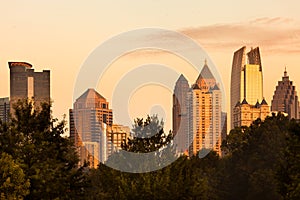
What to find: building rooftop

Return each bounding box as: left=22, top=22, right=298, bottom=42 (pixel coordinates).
left=241, top=98, right=248, bottom=105
left=8, top=62, right=32, bottom=68
left=261, top=98, right=268, bottom=105
left=195, top=59, right=215, bottom=84
left=77, top=88, right=106, bottom=101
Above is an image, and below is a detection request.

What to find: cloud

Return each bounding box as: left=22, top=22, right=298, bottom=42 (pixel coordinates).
left=124, top=17, right=300, bottom=59
left=179, top=17, right=300, bottom=54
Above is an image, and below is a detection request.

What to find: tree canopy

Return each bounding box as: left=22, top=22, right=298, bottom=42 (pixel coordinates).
left=1, top=101, right=299, bottom=199
left=0, top=100, right=87, bottom=199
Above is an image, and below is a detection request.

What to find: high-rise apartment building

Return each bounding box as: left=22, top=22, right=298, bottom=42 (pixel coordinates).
left=0, top=97, right=10, bottom=123
left=9, top=62, right=50, bottom=113
left=271, top=69, right=300, bottom=119
left=70, top=88, right=113, bottom=167
left=188, top=61, right=222, bottom=156
left=230, top=47, right=263, bottom=129
left=172, top=74, right=189, bottom=153
left=172, top=61, right=224, bottom=157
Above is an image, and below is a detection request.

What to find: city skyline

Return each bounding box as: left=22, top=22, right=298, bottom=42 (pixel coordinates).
left=1, top=1, right=300, bottom=131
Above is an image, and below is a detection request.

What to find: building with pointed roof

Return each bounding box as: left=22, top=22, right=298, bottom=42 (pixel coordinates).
left=271, top=69, right=300, bottom=119
left=233, top=98, right=269, bottom=127
left=173, top=74, right=189, bottom=153
left=187, top=60, right=223, bottom=156
left=172, top=60, right=226, bottom=157
left=70, top=88, right=113, bottom=167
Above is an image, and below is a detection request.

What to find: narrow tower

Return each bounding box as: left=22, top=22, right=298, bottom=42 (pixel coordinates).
left=172, top=74, right=189, bottom=153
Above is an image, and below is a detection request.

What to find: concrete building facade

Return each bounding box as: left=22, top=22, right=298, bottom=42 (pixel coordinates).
left=9, top=62, right=50, bottom=113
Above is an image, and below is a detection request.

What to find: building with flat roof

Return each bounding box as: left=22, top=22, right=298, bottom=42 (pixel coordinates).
left=9, top=62, right=50, bottom=113
left=106, top=124, right=130, bottom=158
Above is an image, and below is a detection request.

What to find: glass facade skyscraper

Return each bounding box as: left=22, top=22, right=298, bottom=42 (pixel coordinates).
left=230, top=47, right=263, bottom=129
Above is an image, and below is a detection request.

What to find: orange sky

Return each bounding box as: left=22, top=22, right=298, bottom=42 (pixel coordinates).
left=1, top=1, right=300, bottom=132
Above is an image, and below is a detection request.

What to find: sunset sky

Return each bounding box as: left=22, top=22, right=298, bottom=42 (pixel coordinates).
left=1, top=0, right=300, bottom=132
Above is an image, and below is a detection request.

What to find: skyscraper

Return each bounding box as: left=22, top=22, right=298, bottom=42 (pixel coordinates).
left=0, top=97, right=10, bottom=123
left=271, top=69, right=300, bottom=119
left=9, top=62, right=50, bottom=113
left=172, top=74, right=189, bottom=153
left=71, top=88, right=113, bottom=167
left=188, top=61, right=222, bottom=156
left=230, top=47, right=263, bottom=129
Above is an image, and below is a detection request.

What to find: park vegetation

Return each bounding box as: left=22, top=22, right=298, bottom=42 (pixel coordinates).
left=0, top=100, right=299, bottom=199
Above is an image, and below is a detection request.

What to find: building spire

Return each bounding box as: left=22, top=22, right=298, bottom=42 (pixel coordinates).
left=204, top=58, right=207, bottom=65
left=284, top=66, right=288, bottom=77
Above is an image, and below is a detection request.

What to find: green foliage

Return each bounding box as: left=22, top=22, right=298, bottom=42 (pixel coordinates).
left=89, top=113, right=300, bottom=199
left=1, top=101, right=300, bottom=199
left=106, top=115, right=176, bottom=173
left=220, top=113, right=299, bottom=200
left=0, top=152, right=30, bottom=199
left=0, top=100, right=87, bottom=199
left=122, top=115, right=172, bottom=153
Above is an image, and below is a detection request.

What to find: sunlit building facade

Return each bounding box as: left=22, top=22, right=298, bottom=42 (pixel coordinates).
left=233, top=98, right=270, bottom=127
left=271, top=69, right=300, bottom=119
left=188, top=61, right=222, bottom=156
left=230, top=47, right=263, bottom=129
left=9, top=62, right=50, bottom=113
left=71, top=88, right=113, bottom=167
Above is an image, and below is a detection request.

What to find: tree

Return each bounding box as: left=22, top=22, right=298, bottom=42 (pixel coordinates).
left=0, top=99, right=88, bottom=199
left=106, top=115, right=176, bottom=173
left=0, top=152, right=30, bottom=199
left=122, top=115, right=172, bottom=153
left=220, top=113, right=294, bottom=200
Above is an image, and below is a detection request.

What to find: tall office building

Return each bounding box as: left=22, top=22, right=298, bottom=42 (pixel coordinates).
left=188, top=61, right=222, bottom=156
left=9, top=62, right=50, bottom=113
left=71, top=88, right=113, bottom=167
left=271, top=69, right=300, bottom=119
left=230, top=47, right=263, bottom=129
left=172, top=74, right=189, bottom=153
left=0, top=97, right=10, bottom=123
